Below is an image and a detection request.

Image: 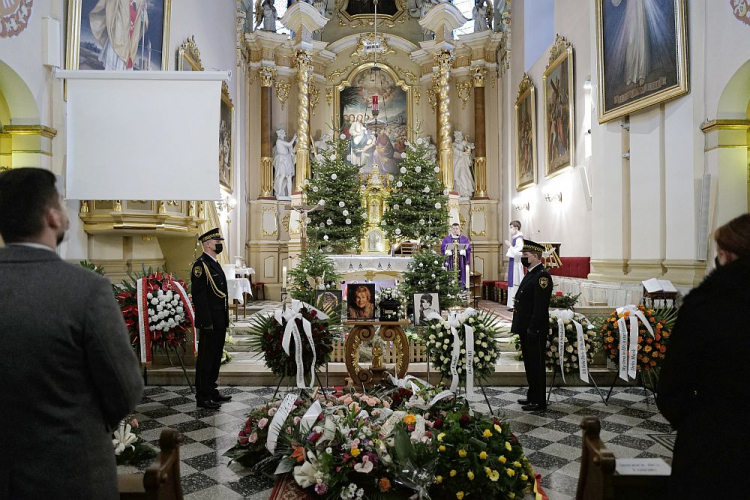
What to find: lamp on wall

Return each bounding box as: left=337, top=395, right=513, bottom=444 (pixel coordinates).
left=513, top=198, right=530, bottom=211
left=544, top=191, right=562, bottom=203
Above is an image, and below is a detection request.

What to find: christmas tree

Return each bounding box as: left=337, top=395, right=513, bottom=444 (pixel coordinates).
left=399, top=247, right=462, bottom=313
left=288, top=248, right=341, bottom=305
left=381, top=138, right=449, bottom=246
left=305, top=136, right=366, bottom=253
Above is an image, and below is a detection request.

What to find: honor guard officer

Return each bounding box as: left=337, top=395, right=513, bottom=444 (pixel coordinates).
left=510, top=239, right=553, bottom=411
left=192, top=228, right=232, bottom=409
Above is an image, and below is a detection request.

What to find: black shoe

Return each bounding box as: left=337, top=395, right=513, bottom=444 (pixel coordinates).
left=507, top=308, right=514, bottom=312
left=197, top=400, right=221, bottom=410
left=521, top=403, right=547, bottom=412
left=212, top=393, right=232, bottom=403
left=517, top=399, right=530, bottom=405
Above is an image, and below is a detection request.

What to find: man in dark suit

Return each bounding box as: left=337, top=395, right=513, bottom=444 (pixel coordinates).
left=0, top=168, right=144, bottom=499
left=192, top=228, right=232, bottom=409
left=510, top=239, right=553, bottom=411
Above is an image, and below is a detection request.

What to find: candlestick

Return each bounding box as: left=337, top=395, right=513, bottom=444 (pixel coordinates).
left=465, top=264, right=470, bottom=288
left=282, top=265, right=287, bottom=288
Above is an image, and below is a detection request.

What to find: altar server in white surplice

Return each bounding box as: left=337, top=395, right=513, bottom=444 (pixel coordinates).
left=504, top=220, right=524, bottom=310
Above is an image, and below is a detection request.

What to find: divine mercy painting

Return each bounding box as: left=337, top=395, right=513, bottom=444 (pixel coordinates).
left=339, top=67, right=408, bottom=177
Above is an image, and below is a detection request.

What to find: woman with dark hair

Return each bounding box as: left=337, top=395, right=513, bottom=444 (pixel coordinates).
left=657, top=213, right=750, bottom=499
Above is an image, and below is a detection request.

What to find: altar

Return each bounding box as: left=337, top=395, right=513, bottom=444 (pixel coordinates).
left=330, top=255, right=412, bottom=280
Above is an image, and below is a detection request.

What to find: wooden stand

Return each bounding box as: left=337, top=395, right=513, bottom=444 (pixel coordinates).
left=344, top=320, right=411, bottom=389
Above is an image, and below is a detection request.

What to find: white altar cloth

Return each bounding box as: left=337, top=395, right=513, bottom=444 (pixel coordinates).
left=330, top=255, right=412, bottom=274
left=227, top=278, right=252, bottom=304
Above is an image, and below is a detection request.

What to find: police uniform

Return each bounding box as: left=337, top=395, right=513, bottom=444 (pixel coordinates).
left=510, top=240, right=553, bottom=410
left=192, top=228, right=231, bottom=409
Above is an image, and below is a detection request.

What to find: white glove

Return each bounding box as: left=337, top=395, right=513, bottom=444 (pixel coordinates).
left=445, top=250, right=452, bottom=256
left=459, top=250, right=466, bottom=256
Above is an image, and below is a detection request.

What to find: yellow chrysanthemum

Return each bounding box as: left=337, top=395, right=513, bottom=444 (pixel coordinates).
left=479, top=451, right=488, bottom=460
left=350, top=448, right=360, bottom=457
left=483, top=429, right=492, bottom=438
left=456, top=492, right=465, bottom=500
left=438, top=433, right=446, bottom=442
left=513, top=461, right=522, bottom=468
left=506, top=468, right=516, bottom=477
left=439, top=445, right=446, bottom=452
left=509, top=493, right=515, bottom=499
left=435, top=476, right=443, bottom=484
left=494, top=424, right=502, bottom=433
left=485, top=467, right=491, bottom=475
left=498, top=456, right=507, bottom=464
left=450, top=470, right=457, bottom=477
left=488, top=469, right=500, bottom=482
left=458, top=449, right=467, bottom=458
left=467, top=471, right=474, bottom=480
left=505, top=442, right=512, bottom=452
left=521, top=474, right=528, bottom=481
left=403, top=414, right=417, bottom=425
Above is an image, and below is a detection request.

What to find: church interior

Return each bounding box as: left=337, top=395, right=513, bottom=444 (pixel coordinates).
left=2, top=0, right=750, bottom=498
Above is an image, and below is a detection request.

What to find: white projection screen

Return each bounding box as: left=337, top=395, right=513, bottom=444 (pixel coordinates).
left=60, top=70, right=227, bottom=200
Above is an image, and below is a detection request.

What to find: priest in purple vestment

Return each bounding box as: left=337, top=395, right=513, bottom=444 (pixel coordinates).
left=441, top=223, right=472, bottom=287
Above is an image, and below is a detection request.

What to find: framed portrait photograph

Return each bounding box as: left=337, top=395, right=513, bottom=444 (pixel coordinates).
left=515, top=73, right=537, bottom=192
left=543, top=35, right=575, bottom=179
left=414, top=292, right=439, bottom=326
left=595, top=0, right=689, bottom=123
left=66, top=0, right=172, bottom=71
left=347, top=283, right=376, bottom=320
left=315, top=289, right=343, bottom=318
left=219, top=82, right=234, bottom=192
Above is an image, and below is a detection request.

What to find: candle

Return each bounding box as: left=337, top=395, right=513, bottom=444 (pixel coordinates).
left=282, top=266, right=287, bottom=288
left=466, top=264, right=471, bottom=284
left=372, top=95, right=378, bottom=111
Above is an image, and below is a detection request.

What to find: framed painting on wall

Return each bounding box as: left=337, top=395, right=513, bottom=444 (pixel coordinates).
left=543, top=35, right=575, bottom=179
left=515, top=73, right=537, bottom=191
left=219, top=82, right=234, bottom=193
left=335, top=63, right=412, bottom=178
left=595, top=0, right=689, bottom=123
left=66, top=0, right=172, bottom=71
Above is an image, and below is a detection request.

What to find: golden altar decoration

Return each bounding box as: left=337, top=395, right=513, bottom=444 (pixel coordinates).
left=360, top=170, right=390, bottom=254
left=344, top=320, right=411, bottom=387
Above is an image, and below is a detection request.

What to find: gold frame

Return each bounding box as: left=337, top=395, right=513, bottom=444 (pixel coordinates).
left=219, top=81, right=235, bottom=193
left=336, top=0, right=408, bottom=28
left=595, top=0, right=689, bottom=123
left=542, top=35, right=575, bottom=179
left=66, top=0, right=172, bottom=71
left=515, top=73, right=537, bottom=192
left=177, top=35, right=203, bottom=71
left=333, top=62, right=414, bottom=142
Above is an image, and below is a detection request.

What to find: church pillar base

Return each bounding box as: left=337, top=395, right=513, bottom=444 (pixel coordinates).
left=662, top=259, right=706, bottom=288
left=588, top=259, right=630, bottom=282
left=625, top=259, right=665, bottom=282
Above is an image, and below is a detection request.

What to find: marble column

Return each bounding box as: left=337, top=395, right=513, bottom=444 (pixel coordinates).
left=436, top=49, right=454, bottom=192
left=472, top=66, right=488, bottom=199
left=259, top=66, right=276, bottom=199
left=295, top=49, right=313, bottom=193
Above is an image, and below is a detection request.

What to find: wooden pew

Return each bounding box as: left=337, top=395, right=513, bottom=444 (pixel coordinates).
left=118, top=429, right=184, bottom=500
left=576, top=417, right=670, bottom=500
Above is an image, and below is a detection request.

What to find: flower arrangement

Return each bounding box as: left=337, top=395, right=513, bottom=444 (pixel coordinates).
left=79, top=260, right=106, bottom=276
left=377, top=287, right=404, bottom=321
left=549, top=291, right=580, bottom=310
left=421, top=308, right=502, bottom=384
left=114, top=269, right=193, bottom=353
left=546, top=310, right=598, bottom=376
left=376, top=287, right=403, bottom=303
left=247, top=301, right=335, bottom=382
left=600, top=305, right=676, bottom=372
left=112, top=418, right=157, bottom=466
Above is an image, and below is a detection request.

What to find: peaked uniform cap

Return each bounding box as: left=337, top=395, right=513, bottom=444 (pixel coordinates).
left=198, top=228, right=224, bottom=243
left=522, top=239, right=545, bottom=253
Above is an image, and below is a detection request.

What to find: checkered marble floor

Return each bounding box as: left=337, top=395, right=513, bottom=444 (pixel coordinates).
left=119, top=385, right=675, bottom=500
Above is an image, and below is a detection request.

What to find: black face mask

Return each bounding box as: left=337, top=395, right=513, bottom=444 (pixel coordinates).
left=521, top=257, right=530, bottom=267
left=714, top=256, right=721, bottom=268
left=214, top=243, right=224, bottom=254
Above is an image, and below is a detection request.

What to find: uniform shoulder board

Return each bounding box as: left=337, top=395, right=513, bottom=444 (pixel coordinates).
left=538, top=276, right=549, bottom=289
left=193, top=265, right=203, bottom=278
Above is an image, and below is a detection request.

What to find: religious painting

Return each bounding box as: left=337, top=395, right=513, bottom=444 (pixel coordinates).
left=515, top=73, right=537, bottom=192
left=595, top=0, right=689, bottom=123
left=315, top=289, right=343, bottom=318
left=344, top=0, right=397, bottom=16
left=337, top=0, right=406, bottom=27
left=347, top=283, right=376, bottom=321
left=336, top=64, right=412, bottom=178
left=414, top=292, right=439, bottom=326
left=66, top=0, right=172, bottom=71
left=543, top=35, right=575, bottom=178
left=219, top=83, right=234, bottom=192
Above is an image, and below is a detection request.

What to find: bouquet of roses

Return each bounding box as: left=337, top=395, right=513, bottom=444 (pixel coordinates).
left=546, top=309, right=598, bottom=377
left=600, top=305, right=675, bottom=373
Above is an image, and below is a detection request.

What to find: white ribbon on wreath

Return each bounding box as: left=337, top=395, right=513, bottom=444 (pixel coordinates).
left=615, top=305, right=655, bottom=381
left=426, top=308, right=477, bottom=394
left=550, top=309, right=589, bottom=383
left=273, top=300, right=329, bottom=389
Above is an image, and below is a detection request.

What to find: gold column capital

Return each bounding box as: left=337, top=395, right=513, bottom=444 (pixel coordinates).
left=472, top=66, right=488, bottom=88
left=259, top=66, right=277, bottom=87
left=434, top=49, right=454, bottom=72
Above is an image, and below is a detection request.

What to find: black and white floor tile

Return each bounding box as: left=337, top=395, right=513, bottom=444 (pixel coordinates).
left=120, top=385, right=675, bottom=500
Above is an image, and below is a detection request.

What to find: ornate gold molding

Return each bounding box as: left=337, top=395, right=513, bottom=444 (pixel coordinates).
left=414, top=88, right=421, bottom=105
left=352, top=32, right=396, bottom=59
left=326, top=87, right=334, bottom=105
left=457, top=80, right=472, bottom=110
left=392, top=65, right=418, bottom=84
left=3, top=125, right=58, bottom=138
left=296, top=49, right=314, bottom=192
left=436, top=50, right=454, bottom=191
left=310, top=84, right=321, bottom=116
left=472, top=66, right=488, bottom=88
left=474, top=157, right=487, bottom=198
left=517, top=72, right=533, bottom=101
left=261, top=157, right=274, bottom=198
left=548, top=34, right=572, bottom=67
left=259, top=66, right=277, bottom=87
left=275, top=79, right=291, bottom=110
left=178, top=36, right=203, bottom=71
